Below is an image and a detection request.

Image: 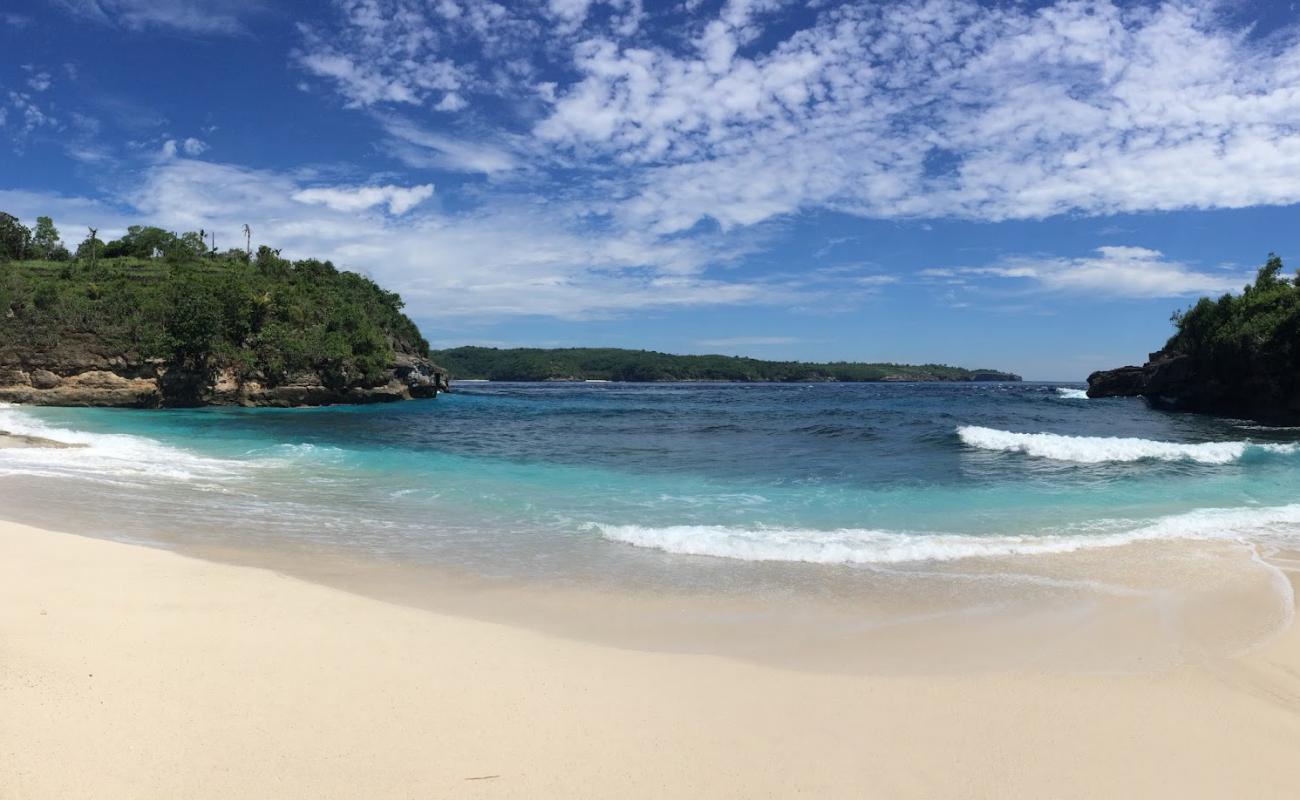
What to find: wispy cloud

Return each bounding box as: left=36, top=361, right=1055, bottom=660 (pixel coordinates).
left=930, top=246, right=1250, bottom=299
left=51, top=0, right=268, bottom=35
left=379, top=116, right=518, bottom=175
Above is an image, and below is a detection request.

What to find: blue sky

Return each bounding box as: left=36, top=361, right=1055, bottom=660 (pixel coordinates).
left=2, top=0, right=1299, bottom=379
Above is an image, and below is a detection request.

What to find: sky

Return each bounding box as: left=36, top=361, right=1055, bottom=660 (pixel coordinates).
left=2, top=0, right=1299, bottom=380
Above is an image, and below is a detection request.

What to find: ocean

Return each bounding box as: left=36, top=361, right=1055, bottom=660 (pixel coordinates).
left=3, top=381, right=1299, bottom=667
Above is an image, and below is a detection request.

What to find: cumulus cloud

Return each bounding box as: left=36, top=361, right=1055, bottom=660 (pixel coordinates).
left=26, top=72, right=52, bottom=92
left=535, top=1, right=1300, bottom=232
left=300, top=0, right=1300, bottom=234
left=292, top=183, right=435, bottom=215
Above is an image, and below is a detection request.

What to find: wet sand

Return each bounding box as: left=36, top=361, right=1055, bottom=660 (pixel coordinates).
left=4, top=519, right=1300, bottom=798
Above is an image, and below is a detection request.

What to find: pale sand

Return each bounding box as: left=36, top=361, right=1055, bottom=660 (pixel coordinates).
left=4, top=520, right=1300, bottom=799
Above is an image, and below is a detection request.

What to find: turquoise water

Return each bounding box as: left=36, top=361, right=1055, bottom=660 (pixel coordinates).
left=3, top=382, right=1300, bottom=589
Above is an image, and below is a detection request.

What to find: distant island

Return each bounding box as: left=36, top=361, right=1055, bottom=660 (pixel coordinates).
left=431, top=347, right=1021, bottom=383
left=0, top=213, right=445, bottom=407
left=1088, top=253, right=1300, bottom=424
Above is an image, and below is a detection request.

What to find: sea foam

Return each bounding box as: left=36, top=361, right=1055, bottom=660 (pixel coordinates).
left=593, top=504, right=1300, bottom=565
left=0, top=404, right=250, bottom=482
left=1055, top=387, right=1090, bottom=399
left=956, top=425, right=1298, bottom=465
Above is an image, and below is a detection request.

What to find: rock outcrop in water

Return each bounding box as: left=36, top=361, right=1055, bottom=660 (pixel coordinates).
left=1087, top=254, right=1300, bottom=425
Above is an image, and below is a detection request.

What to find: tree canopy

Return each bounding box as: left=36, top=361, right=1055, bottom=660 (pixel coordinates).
left=1164, top=253, right=1300, bottom=403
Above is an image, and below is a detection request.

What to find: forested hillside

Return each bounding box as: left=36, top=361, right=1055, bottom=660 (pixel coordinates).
left=0, top=213, right=443, bottom=406
left=431, top=346, right=1020, bottom=383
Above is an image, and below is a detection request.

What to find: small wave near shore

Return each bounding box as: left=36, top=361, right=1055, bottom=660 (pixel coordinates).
left=593, top=504, right=1300, bottom=565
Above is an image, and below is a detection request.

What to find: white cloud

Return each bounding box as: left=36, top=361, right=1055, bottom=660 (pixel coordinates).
left=301, top=1, right=1300, bottom=234
left=3, top=91, right=56, bottom=139
left=548, top=0, right=594, bottom=29
left=293, top=183, right=435, bottom=215
left=936, top=246, right=1250, bottom=299
left=433, top=93, right=467, bottom=112
left=159, top=137, right=211, bottom=160
left=26, top=72, right=52, bottom=92
left=52, top=0, right=266, bottom=35
left=0, top=157, right=798, bottom=321
left=530, top=0, right=1300, bottom=231
left=380, top=116, right=518, bottom=174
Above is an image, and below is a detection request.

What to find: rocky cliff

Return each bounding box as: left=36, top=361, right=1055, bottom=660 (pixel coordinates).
left=0, top=337, right=447, bottom=408
left=1087, top=348, right=1300, bottom=424
left=1086, top=255, right=1300, bottom=425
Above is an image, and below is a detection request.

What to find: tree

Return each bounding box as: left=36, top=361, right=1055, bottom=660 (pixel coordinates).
left=31, top=216, right=63, bottom=259
left=1254, top=252, right=1285, bottom=288
left=0, top=212, right=32, bottom=261
left=104, top=225, right=177, bottom=259
left=76, top=230, right=105, bottom=263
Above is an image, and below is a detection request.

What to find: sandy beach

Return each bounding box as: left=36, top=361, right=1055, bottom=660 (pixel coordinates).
left=3, top=519, right=1300, bottom=798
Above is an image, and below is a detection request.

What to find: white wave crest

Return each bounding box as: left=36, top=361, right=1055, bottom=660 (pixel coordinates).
left=0, top=404, right=250, bottom=482
left=593, top=504, right=1300, bottom=565
left=956, top=425, right=1298, bottom=464
left=1055, top=387, right=1089, bottom=399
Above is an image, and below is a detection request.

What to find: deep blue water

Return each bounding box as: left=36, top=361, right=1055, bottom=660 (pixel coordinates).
left=3, top=382, right=1300, bottom=587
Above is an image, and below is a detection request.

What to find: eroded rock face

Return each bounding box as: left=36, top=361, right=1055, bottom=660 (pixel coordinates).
left=0, top=350, right=449, bottom=408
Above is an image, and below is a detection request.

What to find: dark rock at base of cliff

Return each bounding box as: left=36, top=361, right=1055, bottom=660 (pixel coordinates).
left=1088, top=351, right=1300, bottom=425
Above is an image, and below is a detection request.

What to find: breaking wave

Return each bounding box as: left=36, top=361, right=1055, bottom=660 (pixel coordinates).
left=1055, top=388, right=1089, bottom=399
left=0, top=403, right=254, bottom=483
left=956, top=425, right=1299, bottom=465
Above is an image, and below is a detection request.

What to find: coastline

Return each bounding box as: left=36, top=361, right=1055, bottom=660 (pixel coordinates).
left=5, top=519, right=1300, bottom=798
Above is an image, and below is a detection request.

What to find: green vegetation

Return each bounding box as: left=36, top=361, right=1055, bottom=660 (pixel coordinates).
left=0, top=214, right=429, bottom=392
left=1165, top=253, right=1300, bottom=403
left=431, top=347, right=1019, bottom=383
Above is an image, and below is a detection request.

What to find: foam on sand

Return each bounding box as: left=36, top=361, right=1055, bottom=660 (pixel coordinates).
left=593, top=504, right=1300, bottom=565
left=956, top=425, right=1298, bottom=464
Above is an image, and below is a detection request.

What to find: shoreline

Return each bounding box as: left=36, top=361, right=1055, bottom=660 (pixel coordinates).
left=6, top=519, right=1300, bottom=797
left=4, top=494, right=1294, bottom=675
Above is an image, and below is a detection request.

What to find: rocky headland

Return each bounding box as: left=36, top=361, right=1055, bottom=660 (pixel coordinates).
left=0, top=214, right=446, bottom=408
left=1088, top=254, right=1300, bottom=425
